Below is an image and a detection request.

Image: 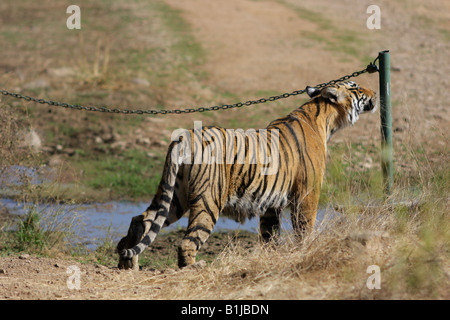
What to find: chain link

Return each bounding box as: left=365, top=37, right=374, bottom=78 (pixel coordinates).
left=0, top=60, right=378, bottom=115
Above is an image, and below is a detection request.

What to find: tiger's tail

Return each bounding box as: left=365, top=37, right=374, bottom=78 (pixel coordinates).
left=120, top=140, right=184, bottom=259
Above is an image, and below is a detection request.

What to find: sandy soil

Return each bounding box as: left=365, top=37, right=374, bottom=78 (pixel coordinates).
left=0, top=0, right=448, bottom=300
left=0, top=230, right=259, bottom=300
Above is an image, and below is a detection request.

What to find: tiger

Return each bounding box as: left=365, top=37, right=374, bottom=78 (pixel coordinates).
left=117, top=80, right=377, bottom=270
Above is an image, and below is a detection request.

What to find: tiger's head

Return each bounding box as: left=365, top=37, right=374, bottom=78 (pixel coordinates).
left=306, top=80, right=377, bottom=126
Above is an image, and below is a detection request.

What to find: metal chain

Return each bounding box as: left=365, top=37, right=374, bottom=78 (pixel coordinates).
left=0, top=61, right=378, bottom=116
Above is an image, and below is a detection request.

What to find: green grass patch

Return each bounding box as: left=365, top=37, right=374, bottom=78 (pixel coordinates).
left=0, top=202, right=81, bottom=255
left=320, top=142, right=384, bottom=206
left=151, top=1, right=206, bottom=66
left=438, top=28, right=450, bottom=41
left=278, top=0, right=370, bottom=64
left=14, top=209, right=47, bottom=252
left=77, top=148, right=164, bottom=200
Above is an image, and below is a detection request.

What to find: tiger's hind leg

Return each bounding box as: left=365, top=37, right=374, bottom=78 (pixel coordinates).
left=259, top=208, right=281, bottom=243
left=163, top=178, right=189, bottom=227
left=177, top=200, right=219, bottom=268
left=290, top=191, right=320, bottom=241
left=117, top=186, right=188, bottom=270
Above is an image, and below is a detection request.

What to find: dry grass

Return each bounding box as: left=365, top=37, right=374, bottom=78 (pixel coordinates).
left=125, top=191, right=448, bottom=300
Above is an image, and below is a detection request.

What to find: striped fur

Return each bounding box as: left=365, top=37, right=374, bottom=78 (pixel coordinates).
left=117, top=81, right=376, bottom=269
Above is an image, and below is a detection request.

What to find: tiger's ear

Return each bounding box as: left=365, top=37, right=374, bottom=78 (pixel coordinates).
left=321, top=86, right=347, bottom=104
left=306, top=86, right=321, bottom=98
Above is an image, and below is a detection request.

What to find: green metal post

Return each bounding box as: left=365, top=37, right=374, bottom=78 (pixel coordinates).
left=378, top=50, right=394, bottom=195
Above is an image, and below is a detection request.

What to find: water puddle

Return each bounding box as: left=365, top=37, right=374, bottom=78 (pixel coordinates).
left=1, top=197, right=330, bottom=250
left=0, top=165, right=331, bottom=250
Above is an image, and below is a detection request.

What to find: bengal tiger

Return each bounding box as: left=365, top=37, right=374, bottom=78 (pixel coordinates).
left=117, top=80, right=376, bottom=270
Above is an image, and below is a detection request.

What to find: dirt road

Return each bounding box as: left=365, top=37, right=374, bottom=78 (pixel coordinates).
left=166, top=0, right=449, bottom=151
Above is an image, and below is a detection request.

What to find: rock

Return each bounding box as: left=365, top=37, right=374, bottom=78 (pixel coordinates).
left=95, top=264, right=109, bottom=270
left=162, top=268, right=176, bottom=275
left=346, top=231, right=389, bottom=246
left=41, top=146, right=55, bottom=154
left=0, top=269, right=6, bottom=274
left=47, top=155, right=64, bottom=167
left=100, top=133, right=115, bottom=144
left=47, top=67, right=75, bottom=78
left=23, top=78, right=49, bottom=89
left=151, top=140, right=166, bottom=147
left=131, top=77, right=150, bottom=87
left=19, top=254, right=30, bottom=260
left=185, top=260, right=207, bottom=270
left=20, top=129, right=42, bottom=152
left=110, top=141, right=128, bottom=151
left=63, top=148, right=76, bottom=156
left=94, top=136, right=103, bottom=144
left=361, top=156, right=373, bottom=169
left=136, top=137, right=151, bottom=146
left=146, top=152, right=157, bottom=159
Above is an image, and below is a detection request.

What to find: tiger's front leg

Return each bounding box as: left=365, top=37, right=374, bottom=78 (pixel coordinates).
left=259, top=208, right=282, bottom=242
left=177, top=201, right=219, bottom=268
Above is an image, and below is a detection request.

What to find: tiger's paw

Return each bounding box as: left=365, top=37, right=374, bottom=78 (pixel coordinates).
left=118, top=253, right=139, bottom=271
